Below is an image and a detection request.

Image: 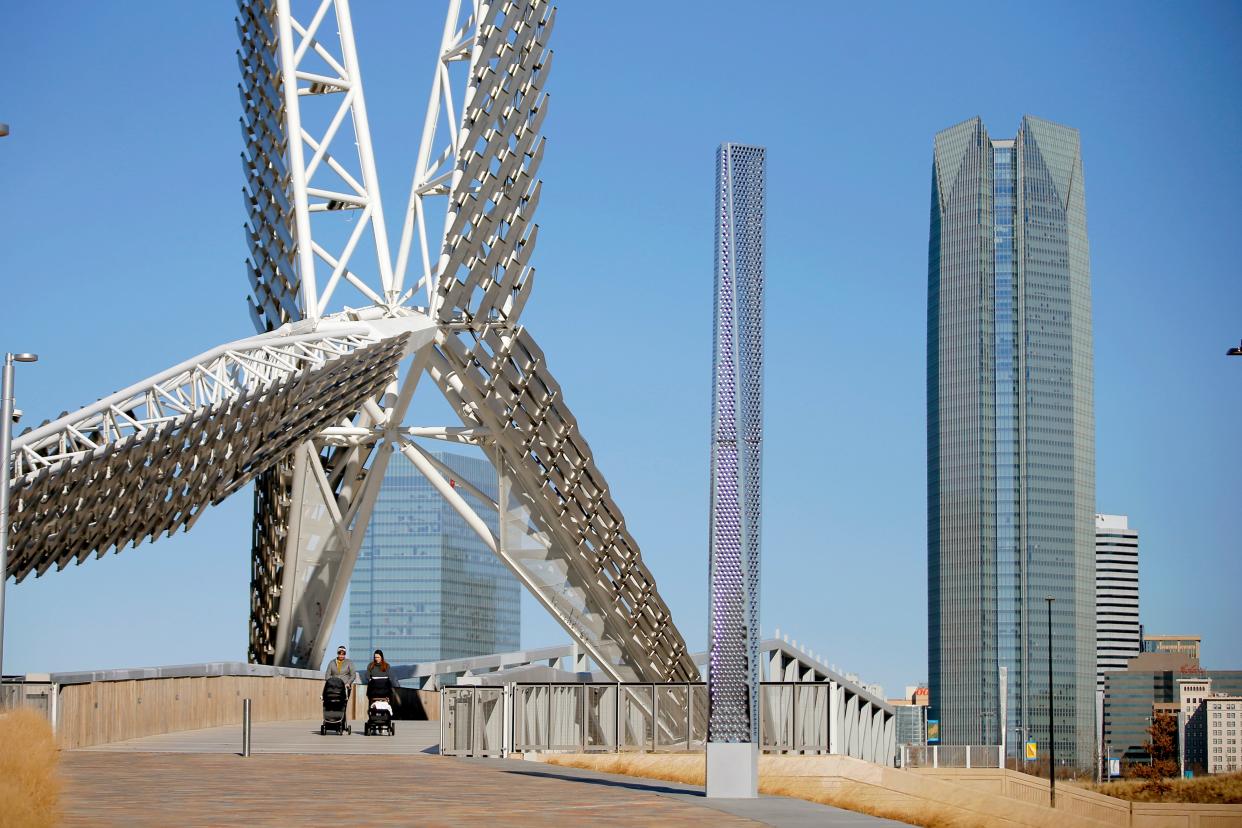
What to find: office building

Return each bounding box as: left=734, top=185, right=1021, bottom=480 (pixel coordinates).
left=1143, top=635, right=1201, bottom=664
left=1206, top=695, right=1242, bottom=774
left=1101, top=652, right=1242, bottom=767
left=927, top=116, right=1096, bottom=768
left=1096, top=514, right=1140, bottom=692
left=349, top=450, right=520, bottom=664
left=1179, top=677, right=1212, bottom=774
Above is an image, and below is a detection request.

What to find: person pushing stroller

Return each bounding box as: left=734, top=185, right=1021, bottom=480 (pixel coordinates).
left=321, top=645, right=356, bottom=735
left=325, top=645, right=356, bottom=692
left=365, top=649, right=397, bottom=736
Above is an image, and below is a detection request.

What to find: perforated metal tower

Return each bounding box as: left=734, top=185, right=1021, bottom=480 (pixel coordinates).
left=707, top=142, right=765, bottom=797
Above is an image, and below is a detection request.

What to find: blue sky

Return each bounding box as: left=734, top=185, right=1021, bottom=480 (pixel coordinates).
left=1, top=2, right=1239, bottom=697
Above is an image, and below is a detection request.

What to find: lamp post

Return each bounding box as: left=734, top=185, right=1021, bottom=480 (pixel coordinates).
left=1045, top=596, right=1057, bottom=807
left=1228, top=341, right=1242, bottom=357
left=1, top=352, right=39, bottom=683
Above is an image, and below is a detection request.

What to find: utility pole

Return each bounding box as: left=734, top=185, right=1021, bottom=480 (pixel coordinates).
left=1046, top=596, right=1056, bottom=808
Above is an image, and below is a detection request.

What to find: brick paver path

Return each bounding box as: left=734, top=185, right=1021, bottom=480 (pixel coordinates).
left=60, top=752, right=762, bottom=827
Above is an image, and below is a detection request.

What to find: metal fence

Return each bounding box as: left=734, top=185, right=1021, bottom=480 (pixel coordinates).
left=442, top=681, right=837, bottom=758
left=902, top=744, right=1002, bottom=768
left=512, top=682, right=708, bottom=753
left=0, top=679, right=55, bottom=721
left=441, top=686, right=505, bottom=757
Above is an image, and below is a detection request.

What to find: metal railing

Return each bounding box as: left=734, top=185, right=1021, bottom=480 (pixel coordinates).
left=0, top=678, right=55, bottom=722
left=442, top=681, right=836, bottom=758
left=512, top=682, right=708, bottom=753
left=903, top=744, right=1002, bottom=768
left=440, top=686, right=505, bottom=757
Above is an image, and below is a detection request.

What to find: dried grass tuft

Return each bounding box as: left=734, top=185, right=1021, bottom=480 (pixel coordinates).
left=0, top=708, right=61, bottom=828
left=543, top=752, right=705, bottom=785
left=1077, top=771, right=1242, bottom=804
left=761, top=779, right=988, bottom=828
left=542, top=753, right=998, bottom=828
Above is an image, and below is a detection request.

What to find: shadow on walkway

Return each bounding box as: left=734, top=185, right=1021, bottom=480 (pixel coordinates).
left=497, top=766, right=703, bottom=798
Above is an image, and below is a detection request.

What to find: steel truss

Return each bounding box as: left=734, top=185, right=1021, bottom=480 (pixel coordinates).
left=7, top=317, right=433, bottom=583
left=5, top=0, right=696, bottom=684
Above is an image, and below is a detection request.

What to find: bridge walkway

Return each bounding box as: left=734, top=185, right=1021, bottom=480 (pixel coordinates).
left=60, top=720, right=903, bottom=826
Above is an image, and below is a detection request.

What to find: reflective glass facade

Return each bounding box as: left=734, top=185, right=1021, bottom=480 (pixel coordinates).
left=928, top=116, right=1095, bottom=768
left=349, top=450, right=520, bottom=664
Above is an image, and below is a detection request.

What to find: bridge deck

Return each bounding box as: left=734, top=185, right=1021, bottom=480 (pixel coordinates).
left=59, top=720, right=903, bottom=826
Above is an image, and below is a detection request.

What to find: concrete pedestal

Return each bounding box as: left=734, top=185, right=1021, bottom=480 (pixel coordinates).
left=706, top=742, right=759, bottom=798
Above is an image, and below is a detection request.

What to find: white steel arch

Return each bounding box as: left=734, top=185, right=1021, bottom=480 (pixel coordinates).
left=5, top=1, right=697, bottom=685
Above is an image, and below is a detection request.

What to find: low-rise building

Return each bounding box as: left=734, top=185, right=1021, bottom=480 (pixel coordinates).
left=1206, top=695, right=1242, bottom=775
left=1178, top=677, right=1213, bottom=774
left=1143, top=635, right=1201, bottom=663
left=1101, top=652, right=1242, bottom=769
left=889, top=684, right=930, bottom=747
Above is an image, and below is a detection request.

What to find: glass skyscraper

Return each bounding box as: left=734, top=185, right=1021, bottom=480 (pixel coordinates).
left=927, top=115, right=1095, bottom=768
left=349, top=450, right=520, bottom=664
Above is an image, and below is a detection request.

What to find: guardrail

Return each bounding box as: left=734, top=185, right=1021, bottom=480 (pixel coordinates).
left=902, top=744, right=1002, bottom=768
left=442, top=681, right=855, bottom=759
left=0, top=664, right=326, bottom=749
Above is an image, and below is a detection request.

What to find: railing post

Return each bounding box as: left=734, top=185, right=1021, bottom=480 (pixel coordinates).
left=651, top=683, right=658, bottom=753
left=614, top=683, right=621, bottom=753
left=471, top=688, right=480, bottom=757
left=502, top=684, right=512, bottom=758
left=966, top=744, right=972, bottom=768
left=792, top=684, right=799, bottom=754
left=933, top=745, right=939, bottom=768
left=241, top=698, right=252, bottom=757
left=685, top=683, right=691, bottom=752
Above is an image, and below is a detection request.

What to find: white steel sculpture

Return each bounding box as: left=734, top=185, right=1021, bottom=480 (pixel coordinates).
left=6, top=0, right=697, bottom=685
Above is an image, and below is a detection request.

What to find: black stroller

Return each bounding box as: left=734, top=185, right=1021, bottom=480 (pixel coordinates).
left=364, top=675, right=396, bottom=736
left=320, top=676, right=352, bottom=735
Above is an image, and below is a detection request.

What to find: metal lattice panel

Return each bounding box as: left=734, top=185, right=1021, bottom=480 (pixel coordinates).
left=7, top=324, right=411, bottom=583
left=429, top=327, right=697, bottom=682
left=239, top=0, right=298, bottom=332
left=434, top=0, right=553, bottom=325
left=249, top=454, right=294, bottom=663
left=708, top=143, right=765, bottom=743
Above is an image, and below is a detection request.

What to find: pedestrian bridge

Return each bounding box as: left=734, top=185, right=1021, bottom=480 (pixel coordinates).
left=4, top=636, right=894, bottom=763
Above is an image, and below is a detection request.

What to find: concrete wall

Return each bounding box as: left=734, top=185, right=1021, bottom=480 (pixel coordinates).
left=911, top=767, right=1242, bottom=828
left=1129, top=803, right=1242, bottom=827
left=913, top=767, right=1129, bottom=826
left=56, top=674, right=323, bottom=749
left=763, top=755, right=1121, bottom=828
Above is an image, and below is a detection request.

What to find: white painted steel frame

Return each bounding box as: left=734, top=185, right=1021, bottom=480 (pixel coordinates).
left=242, top=0, right=695, bottom=675
left=5, top=1, right=698, bottom=686
left=6, top=319, right=428, bottom=584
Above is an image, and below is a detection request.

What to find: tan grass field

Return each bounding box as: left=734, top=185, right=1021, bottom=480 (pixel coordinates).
left=0, top=708, right=61, bottom=828
left=542, top=753, right=991, bottom=828
left=1077, top=771, right=1242, bottom=804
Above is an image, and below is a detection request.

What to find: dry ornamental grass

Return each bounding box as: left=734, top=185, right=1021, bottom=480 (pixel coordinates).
left=542, top=753, right=995, bottom=828
left=1079, top=771, right=1242, bottom=804
left=0, top=708, right=61, bottom=828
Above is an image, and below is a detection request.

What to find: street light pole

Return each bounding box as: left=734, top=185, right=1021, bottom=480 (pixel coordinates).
left=1227, top=340, right=1242, bottom=357
left=1046, top=595, right=1056, bottom=808
left=0, top=352, right=39, bottom=684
